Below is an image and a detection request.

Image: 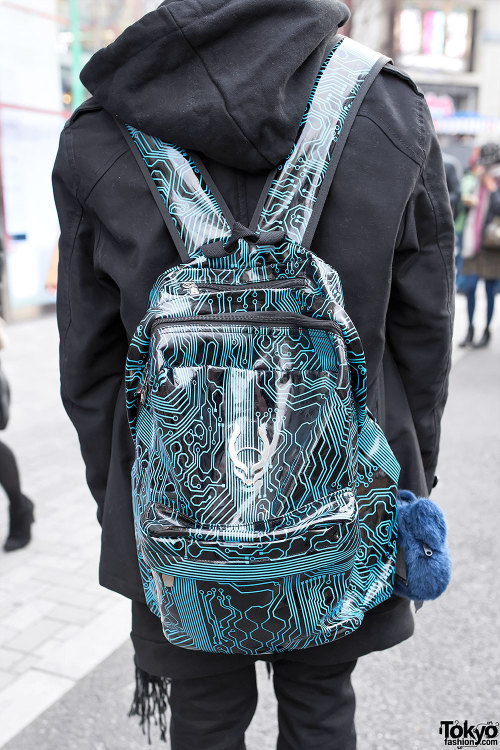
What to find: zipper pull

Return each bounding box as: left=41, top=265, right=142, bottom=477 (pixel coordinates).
left=182, top=282, right=200, bottom=297
left=137, top=381, right=148, bottom=404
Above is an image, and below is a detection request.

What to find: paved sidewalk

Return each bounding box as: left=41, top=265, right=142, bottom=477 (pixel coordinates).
left=0, top=312, right=129, bottom=746
left=0, top=287, right=498, bottom=749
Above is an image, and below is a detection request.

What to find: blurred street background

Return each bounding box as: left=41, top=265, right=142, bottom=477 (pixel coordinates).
left=2, top=0, right=500, bottom=320
left=0, top=1, right=499, bottom=748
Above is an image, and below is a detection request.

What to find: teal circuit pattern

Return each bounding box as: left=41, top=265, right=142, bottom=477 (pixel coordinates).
left=124, top=36, right=399, bottom=654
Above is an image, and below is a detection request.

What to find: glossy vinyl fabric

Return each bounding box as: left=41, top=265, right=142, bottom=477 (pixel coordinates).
left=141, top=491, right=359, bottom=578
left=141, top=325, right=354, bottom=523
left=125, top=130, right=232, bottom=257
left=125, top=37, right=400, bottom=654
left=258, top=37, right=381, bottom=241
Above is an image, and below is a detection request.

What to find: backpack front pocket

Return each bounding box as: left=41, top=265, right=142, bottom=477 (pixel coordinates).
left=140, top=490, right=358, bottom=579
left=139, top=493, right=360, bottom=654
left=134, top=316, right=358, bottom=523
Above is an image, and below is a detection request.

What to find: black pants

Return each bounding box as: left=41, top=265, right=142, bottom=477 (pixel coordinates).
left=168, top=658, right=357, bottom=750
left=0, top=440, right=22, bottom=509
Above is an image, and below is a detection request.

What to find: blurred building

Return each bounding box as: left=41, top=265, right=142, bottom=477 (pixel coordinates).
left=1, top=0, right=500, bottom=316
left=351, top=0, right=500, bottom=162
left=0, top=0, right=156, bottom=318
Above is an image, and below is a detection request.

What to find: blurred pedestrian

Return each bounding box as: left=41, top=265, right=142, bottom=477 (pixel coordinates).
left=53, top=1, right=454, bottom=747
left=0, top=321, right=34, bottom=552
left=454, top=156, right=478, bottom=291
left=459, top=142, right=500, bottom=348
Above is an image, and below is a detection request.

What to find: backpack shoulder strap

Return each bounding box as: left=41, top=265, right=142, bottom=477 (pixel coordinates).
left=117, top=123, right=234, bottom=263
left=255, top=36, right=390, bottom=248
left=119, top=36, right=388, bottom=263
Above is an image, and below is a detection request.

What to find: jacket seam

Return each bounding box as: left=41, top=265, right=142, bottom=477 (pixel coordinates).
left=65, top=111, right=129, bottom=204
left=59, top=128, right=89, bottom=423
left=395, top=158, right=426, bottom=253
left=82, top=147, right=129, bottom=203
left=356, top=113, right=423, bottom=167
left=167, top=1, right=274, bottom=169
left=65, top=125, right=80, bottom=201
left=60, top=129, right=81, bottom=356
left=59, top=213, right=84, bottom=408
left=92, top=218, right=105, bottom=274
left=420, top=167, right=453, bottom=477
left=416, top=95, right=427, bottom=156
left=65, top=99, right=102, bottom=128
left=383, top=64, right=424, bottom=97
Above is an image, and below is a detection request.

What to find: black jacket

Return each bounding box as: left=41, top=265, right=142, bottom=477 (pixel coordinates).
left=53, top=0, right=454, bottom=667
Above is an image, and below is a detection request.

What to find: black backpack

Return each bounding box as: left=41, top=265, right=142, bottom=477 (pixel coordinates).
left=121, top=37, right=399, bottom=654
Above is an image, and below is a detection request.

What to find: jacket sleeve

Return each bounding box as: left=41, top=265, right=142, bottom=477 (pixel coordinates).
left=53, top=125, right=129, bottom=523
left=386, top=104, right=455, bottom=494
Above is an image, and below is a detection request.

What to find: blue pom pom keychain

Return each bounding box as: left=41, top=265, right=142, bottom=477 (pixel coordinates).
left=394, top=490, right=452, bottom=601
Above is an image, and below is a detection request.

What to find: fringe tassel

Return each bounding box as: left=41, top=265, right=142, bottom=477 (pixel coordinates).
left=129, top=665, right=171, bottom=744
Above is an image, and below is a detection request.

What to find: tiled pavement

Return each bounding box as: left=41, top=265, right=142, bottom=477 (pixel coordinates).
left=0, top=289, right=497, bottom=747
left=0, top=311, right=129, bottom=746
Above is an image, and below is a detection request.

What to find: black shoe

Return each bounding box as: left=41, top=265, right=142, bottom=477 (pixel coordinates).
left=474, top=328, right=491, bottom=348
left=4, top=496, right=35, bottom=552
left=459, top=325, right=474, bottom=347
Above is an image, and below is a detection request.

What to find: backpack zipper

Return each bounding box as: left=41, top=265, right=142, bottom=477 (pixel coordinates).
left=139, top=313, right=340, bottom=400
left=150, top=311, right=339, bottom=335
left=146, top=490, right=355, bottom=538
left=181, top=277, right=306, bottom=296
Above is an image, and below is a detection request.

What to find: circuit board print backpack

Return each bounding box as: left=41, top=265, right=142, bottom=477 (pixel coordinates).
left=122, top=37, right=400, bottom=655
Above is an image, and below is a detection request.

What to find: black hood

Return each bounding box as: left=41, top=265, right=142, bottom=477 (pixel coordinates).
left=81, top=0, right=350, bottom=172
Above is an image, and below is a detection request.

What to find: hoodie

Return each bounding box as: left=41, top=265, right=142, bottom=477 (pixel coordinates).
left=81, top=0, right=350, bottom=171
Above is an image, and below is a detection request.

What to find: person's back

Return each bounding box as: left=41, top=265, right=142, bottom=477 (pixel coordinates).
left=53, top=1, right=454, bottom=747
